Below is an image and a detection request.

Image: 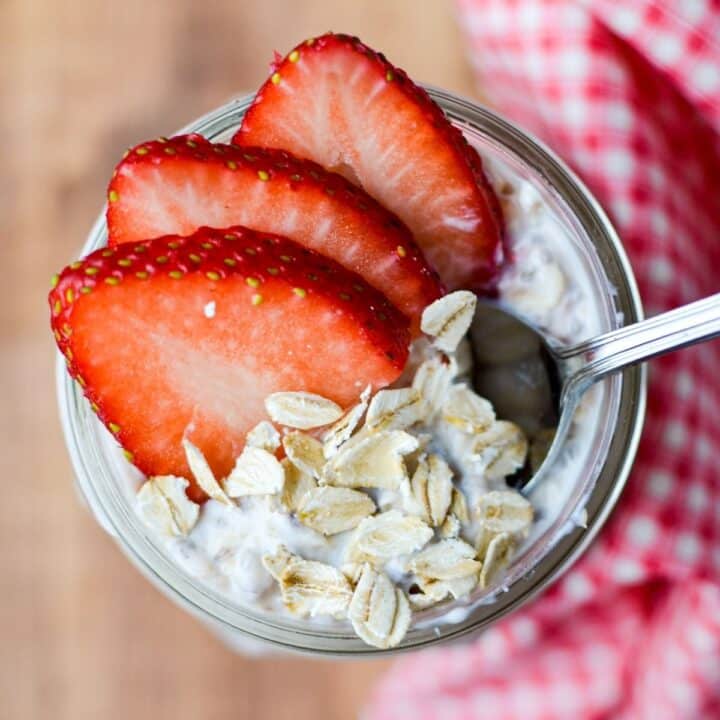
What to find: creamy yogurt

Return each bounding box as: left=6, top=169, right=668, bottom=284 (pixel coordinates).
left=99, top=155, right=608, bottom=630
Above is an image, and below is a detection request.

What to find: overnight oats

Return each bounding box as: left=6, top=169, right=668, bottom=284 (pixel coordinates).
left=51, top=34, right=640, bottom=651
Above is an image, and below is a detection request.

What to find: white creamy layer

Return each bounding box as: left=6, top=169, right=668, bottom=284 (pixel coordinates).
left=98, top=156, right=611, bottom=629
left=489, top=161, right=607, bottom=541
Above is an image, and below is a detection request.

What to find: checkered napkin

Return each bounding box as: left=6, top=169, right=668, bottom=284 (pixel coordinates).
left=365, top=2, right=720, bottom=718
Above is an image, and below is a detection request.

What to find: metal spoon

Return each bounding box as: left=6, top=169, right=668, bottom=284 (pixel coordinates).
left=471, top=293, right=720, bottom=492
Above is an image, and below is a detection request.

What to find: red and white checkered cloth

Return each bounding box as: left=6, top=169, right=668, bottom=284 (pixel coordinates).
left=365, top=2, right=720, bottom=718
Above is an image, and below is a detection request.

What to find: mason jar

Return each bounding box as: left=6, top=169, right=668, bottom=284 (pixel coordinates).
left=56, top=88, right=646, bottom=655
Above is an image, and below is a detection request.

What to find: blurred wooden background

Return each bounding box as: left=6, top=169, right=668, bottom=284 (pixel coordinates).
left=1, top=1, right=478, bottom=718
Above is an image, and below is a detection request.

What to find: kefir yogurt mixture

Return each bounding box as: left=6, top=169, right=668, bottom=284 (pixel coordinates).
left=100, top=160, right=606, bottom=649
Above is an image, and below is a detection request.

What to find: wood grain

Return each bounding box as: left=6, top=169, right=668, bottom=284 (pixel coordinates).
left=0, top=2, right=477, bottom=718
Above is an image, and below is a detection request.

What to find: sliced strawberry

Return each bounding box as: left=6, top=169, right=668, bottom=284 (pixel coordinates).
left=234, top=33, right=505, bottom=293
left=107, top=135, right=442, bottom=333
left=50, top=226, right=409, bottom=500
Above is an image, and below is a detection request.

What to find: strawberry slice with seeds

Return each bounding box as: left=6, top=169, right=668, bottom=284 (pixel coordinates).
left=234, top=33, right=505, bottom=292
left=50, top=226, right=409, bottom=500
left=107, top=135, right=442, bottom=333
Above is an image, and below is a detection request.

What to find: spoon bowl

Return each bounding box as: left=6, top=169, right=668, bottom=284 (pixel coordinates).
left=472, top=293, right=720, bottom=492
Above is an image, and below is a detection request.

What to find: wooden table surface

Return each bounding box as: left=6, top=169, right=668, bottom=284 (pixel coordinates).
left=1, top=1, right=478, bottom=718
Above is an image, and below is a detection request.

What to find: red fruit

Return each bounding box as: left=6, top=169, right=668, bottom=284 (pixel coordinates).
left=234, top=33, right=505, bottom=293
left=50, top=226, right=409, bottom=500
left=107, top=135, right=442, bottom=333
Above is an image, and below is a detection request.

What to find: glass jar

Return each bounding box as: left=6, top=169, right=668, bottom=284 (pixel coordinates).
left=56, top=88, right=646, bottom=655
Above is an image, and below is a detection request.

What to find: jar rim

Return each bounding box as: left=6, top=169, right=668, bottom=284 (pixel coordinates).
left=57, top=88, right=647, bottom=655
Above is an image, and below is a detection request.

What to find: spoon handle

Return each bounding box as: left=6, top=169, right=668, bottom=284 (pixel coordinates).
left=559, top=292, right=720, bottom=399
